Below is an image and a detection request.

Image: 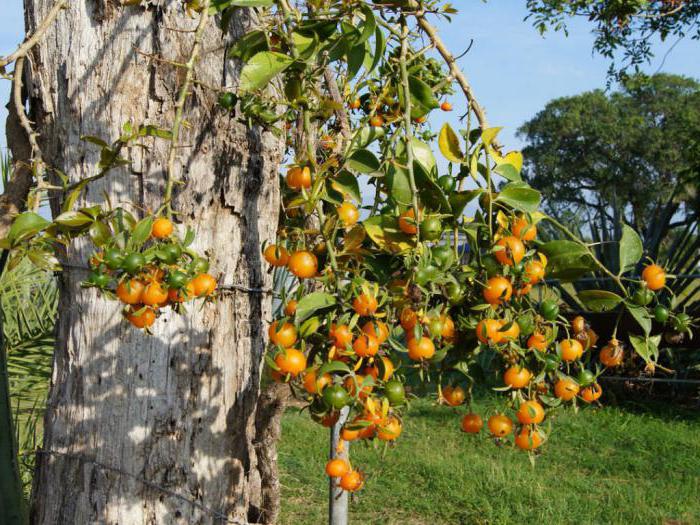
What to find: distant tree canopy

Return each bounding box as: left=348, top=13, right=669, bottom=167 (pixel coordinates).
left=518, top=73, right=700, bottom=263
left=526, top=0, right=700, bottom=78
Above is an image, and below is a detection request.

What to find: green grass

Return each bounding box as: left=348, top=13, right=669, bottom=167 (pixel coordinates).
left=279, top=396, right=700, bottom=525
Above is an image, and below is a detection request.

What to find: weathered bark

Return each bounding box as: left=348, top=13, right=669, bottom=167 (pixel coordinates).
left=20, top=1, right=284, bottom=523
left=251, top=382, right=290, bottom=524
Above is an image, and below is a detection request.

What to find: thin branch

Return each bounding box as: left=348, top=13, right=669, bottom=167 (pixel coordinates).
left=163, top=2, right=211, bottom=218
left=0, top=0, right=68, bottom=69
left=412, top=9, right=501, bottom=151
left=322, top=66, right=351, bottom=152
left=400, top=16, right=421, bottom=243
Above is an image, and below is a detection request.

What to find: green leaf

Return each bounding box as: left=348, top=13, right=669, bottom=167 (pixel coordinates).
left=494, top=163, right=522, bottom=182
left=239, top=51, right=293, bottom=92
left=357, top=4, right=376, bottom=45
left=368, top=27, right=386, bottom=75
left=496, top=182, right=541, bottom=213
left=346, top=43, right=366, bottom=80
left=413, top=161, right=450, bottom=212
left=89, top=221, right=112, bottom=247
left=577, top=290, right=623, bottom=312
left=438, top=123, right=463, bottom=163
left=294, top=292, right=337, bottom=323
left=227, top=30, right=268, bottom=61
left=449, top=189, right=483, bottom=218
left=411, top=138, right=437, bottom=176
left=539, top=240, right=596, bottom=281
left=318, top=360, right=352, bottom=376
left=347, top=149, right=380, bottom=174
left=331, top=170, right=362, bottom=203
left=618, top=223, right=643, bottom=275
left=300, top=317, right=321, bottom=337
left=626, top=302, right=652, bottom=335
left=629, top=334, right=660, bottom=365
left=7, top=212, right=50, bottom=244
left=402, top=75, right=439, bottom=119
left=363, top=215, right=414, bottom=254
left=350, top=125, right=385, bottom=150
left=53, top=210, right=94, bottom=228
left=386, top=164, right=412, bottom=206
left=129, top=216, right=154, bottom=250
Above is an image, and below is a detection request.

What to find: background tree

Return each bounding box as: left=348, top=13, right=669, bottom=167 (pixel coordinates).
left=526, top=0, right=700, bottom=79
left=10, top=1, right=284, bottom=523
left=518, top=73, right=700, bottom=275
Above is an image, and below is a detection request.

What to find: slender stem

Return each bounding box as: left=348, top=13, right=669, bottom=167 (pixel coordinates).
left=399, top=17, right=421, bottom=243
left=0, top=0, right=68, bottom=69
left=545, top=216, right=628, bottom=296
left=411, top=6, right=501, bottom=151
left=163, top=2, right=210, bottom=218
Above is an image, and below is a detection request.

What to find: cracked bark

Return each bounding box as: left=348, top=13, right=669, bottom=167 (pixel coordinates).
left=19, top=1, right=285, bottom=523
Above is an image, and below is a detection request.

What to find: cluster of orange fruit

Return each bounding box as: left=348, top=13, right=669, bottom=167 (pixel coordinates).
left=86, top=217, right=217, bottom=330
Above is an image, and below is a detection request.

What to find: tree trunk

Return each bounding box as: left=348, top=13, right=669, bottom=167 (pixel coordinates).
left=19, top=1, right=284, bottom=523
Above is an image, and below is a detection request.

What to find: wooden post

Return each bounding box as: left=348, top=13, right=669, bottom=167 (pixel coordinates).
left=328, top=406, right=349, bottom=525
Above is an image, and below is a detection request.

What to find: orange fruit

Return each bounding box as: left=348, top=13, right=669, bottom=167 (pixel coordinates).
left=483, top=276, right=513, bottom=306
left=571, top=315, right=586, bottom=334
left=515, top=284, right=532, bottom=297
left=168, top=282, right=195, bottom=303
left=288, top=251, right=318, bottom=279
left=527, top=332, right=548, bottom=352
left=599, top=340, right=624, bottom=367
left=487, top=414, right=513, bottom=437
left=441, top=315, right=456, bottom=341
left=440, top=101, right=453, bottom=111
left=303, top=369, right=332, bottom=394
left=268, top=321, right=298, bottom=348
left=554, top=378, right=580, bottom=401
left=151, top=217, right=174, bottom=239
left=274, top=348, right=307, bottom=377
left=524, top=260, right=545, bottom=285
left=341, top=426, right=361, bottom=441
left=407, top=336, right=435, bottom=361
left=126, top=307, right=157, bottom=328
left=503, top=366, right=532, bottom=389
left=116, top=279, right=145, bottom=305
left=191, top=273, right=217, bottom=296
left=352, top=293, right=378, bottom=316
left=642, top=264, right=666, bottom=291
left=142, top=281, right=169, bottom=306
left=580, top=383, right=603, bottom=403
left=515, top=427, right=544, bottom=450
left=499, top=320, right=520, bottom=342
left=475, top=319, right=503, bottom=345
left=400, top=307, right=418, bottom=330
left=398, top=209, right=420, bottom=235
left=363, top=356, right=394, bottom=382
left=377, top=416, right=402, bottom=441
left=349, top=98, right=361, bottom=110
left=369, top=115, right=384, bottom=128
left=442, top=385, right=465, bottom=406
left=560, top=339, right=583, bottom=362
left=330, top=324, right=354, bottom=348
left=264, top=245, right=289, bottom=267
left=337, top=202, right=360, bottom=227
left=353, top=334, right=379, bottom=358
left=361, top=320, right=389, bottom=344
left=517, top=400, right=545, bottom=424
left=461, top=413, right=483, bottom=434
left=339, top=470, right=364, bottom=492
left=325, top=458, right=350, bottom=478
left=286, top=166, right=312, bottom=191
left=344, top=375, right=373, bottom=399
left=284, top=300, right=297, bottom=316
left=512, top=216, right=537, bottom=241
left=494, top=236, right=525, bottom=266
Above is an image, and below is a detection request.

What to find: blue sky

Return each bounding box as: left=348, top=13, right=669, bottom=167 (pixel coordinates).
left=1, top=1, right=699, bottom=154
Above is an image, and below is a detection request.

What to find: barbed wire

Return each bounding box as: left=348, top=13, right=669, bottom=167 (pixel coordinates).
left=28, top=449, right=250, bottom=524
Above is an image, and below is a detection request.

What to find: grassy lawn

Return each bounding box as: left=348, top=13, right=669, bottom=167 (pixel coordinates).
left=279, top=395, right=700, bottom=525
